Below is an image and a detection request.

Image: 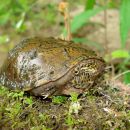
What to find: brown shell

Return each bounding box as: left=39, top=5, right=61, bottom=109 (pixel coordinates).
left=0, top=37, right=103, bottom=91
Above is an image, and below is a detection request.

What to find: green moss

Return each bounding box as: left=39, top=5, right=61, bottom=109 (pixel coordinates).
left=0, top=84, right=130, bottom=130
left=52, top=96, right=67, bottom=104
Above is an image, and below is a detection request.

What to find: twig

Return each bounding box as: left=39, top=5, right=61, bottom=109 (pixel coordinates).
left=104, top=5, right=108, bottom=53
left=59, top=1, right=72, bottom=41
left=113, top=70, right=130, bottom=80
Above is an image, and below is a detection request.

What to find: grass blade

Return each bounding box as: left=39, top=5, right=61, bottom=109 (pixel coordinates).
left=71, top=7, right=104, bottom=33
left=120, top=0, right=130, bottom=47
left=85, top=0, right=96, bottom=10
left=124, top=72, right=130, bottom=84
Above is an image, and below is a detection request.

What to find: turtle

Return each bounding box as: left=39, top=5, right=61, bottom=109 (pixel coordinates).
left=0, top=37, right=105, bottom=98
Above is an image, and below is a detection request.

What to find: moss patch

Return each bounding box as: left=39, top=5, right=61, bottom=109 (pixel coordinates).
left=0, top=83, right=130, bottom=130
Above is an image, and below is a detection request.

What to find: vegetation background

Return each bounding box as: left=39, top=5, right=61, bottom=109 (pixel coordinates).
left=0, top=0, right=130, bottom=130
left=0, top=0, right=130, bottom=84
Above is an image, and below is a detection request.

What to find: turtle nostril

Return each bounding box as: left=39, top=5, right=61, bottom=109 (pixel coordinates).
left=50, top=71, right=54, bottom=75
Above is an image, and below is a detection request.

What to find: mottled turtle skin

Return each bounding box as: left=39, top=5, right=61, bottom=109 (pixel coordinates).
left=0, top=37, right=105, bottom=98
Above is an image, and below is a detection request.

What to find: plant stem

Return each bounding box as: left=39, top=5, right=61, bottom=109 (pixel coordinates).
left=59, top=2, right=72, bottom=41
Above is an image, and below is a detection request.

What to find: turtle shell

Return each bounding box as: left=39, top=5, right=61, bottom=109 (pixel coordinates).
left=0, top=37, right=105, bottom=97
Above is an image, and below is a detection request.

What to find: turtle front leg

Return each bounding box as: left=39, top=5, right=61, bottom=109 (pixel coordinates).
left=29, top=82, right=58, bottom=98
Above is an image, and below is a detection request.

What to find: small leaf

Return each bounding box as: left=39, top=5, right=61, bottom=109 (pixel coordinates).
left=24, top=97, right=33, bottom=105
left=120, top=0, right=130, bottom=47
left=111, top=50, right=129, bottom=59
left=52, top=96, right=67, bottom=104
left=70, top=92, right=78, bottom=102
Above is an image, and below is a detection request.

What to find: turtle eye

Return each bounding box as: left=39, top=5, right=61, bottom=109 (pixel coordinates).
left=75, top=70, right=79, bottom=75
left=74, top=68, right=80, bottom=75
left=74, top=67, right=79, bottom=75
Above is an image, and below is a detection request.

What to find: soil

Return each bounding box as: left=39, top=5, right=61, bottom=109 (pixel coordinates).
left=0, top=80, right=130, bottom=130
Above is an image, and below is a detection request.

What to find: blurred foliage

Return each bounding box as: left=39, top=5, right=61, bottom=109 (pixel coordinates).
left=70, top=7, right=104, bottom=33
left=0, top=0, right=57, bottom=33
left=70, top=0, right=130, bottom=84
left=85, top=0, right=96, bottom=10
left=111, top=50, right=129, bottom=59
left=120, top=0, right=130, bottom=48
left=0, top=0, right=130, bottom=90
left=0, top=35, right=9, bottom=44
left=124, top=72, right=130, bottom=84
left=0, top=0, right=35, bottom=27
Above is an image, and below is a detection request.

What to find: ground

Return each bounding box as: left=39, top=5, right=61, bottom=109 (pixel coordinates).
left=0, top=79, right=130, bottom=130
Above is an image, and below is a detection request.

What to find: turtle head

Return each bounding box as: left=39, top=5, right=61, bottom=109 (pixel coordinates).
left=70, top=58, right=105, bottom=89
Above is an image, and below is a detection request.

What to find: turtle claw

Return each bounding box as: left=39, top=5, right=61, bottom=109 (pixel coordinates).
left=41, top=93, right=49, bottom=99
left=40, top=85, right=57, bottom=98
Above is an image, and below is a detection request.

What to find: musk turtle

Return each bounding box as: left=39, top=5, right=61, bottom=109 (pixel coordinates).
left=0, top=37, right=105, bottom=98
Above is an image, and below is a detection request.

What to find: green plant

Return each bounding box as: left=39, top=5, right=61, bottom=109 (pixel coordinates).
left=52, top=95, right=67, bottom=104
left=0, top=1, right=57, bottom=33
left=39, top=113, right=49, bottom=122
left=67, top=0, right=130, bottom=84
left=120, top=0, right=130, bottom=48
left=69, top=93, right=82, bottom=114
left=0, top=0, right=35, bottom=29
left=65, top=114, right=76, bottom=126
left=70, top=92, right=78, bottom=102
left=70, top=7, right=104, bottom=33
left=85, top=0, right=96, bottom=10
left=111, top=49, right=130, bottom=84
left=118, top=0, right=130, bottom=84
